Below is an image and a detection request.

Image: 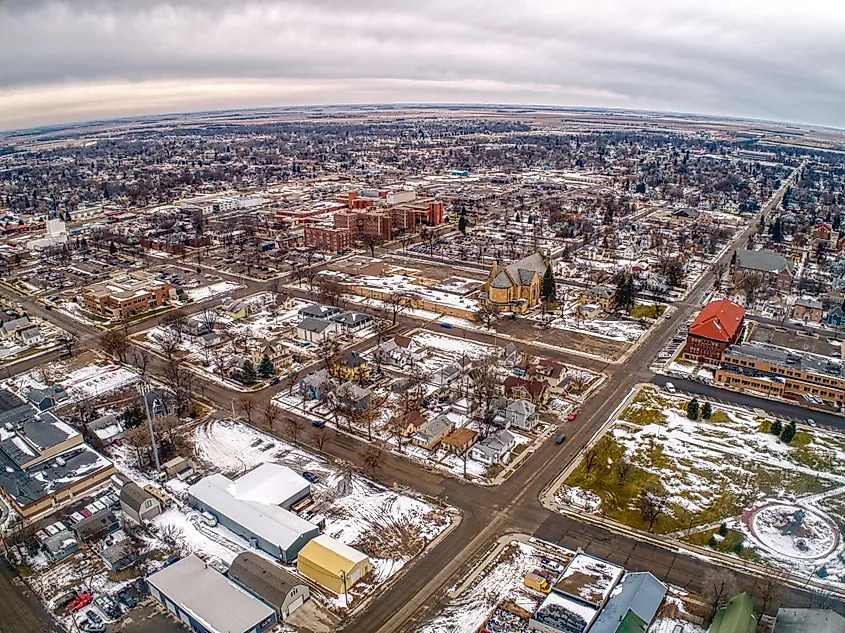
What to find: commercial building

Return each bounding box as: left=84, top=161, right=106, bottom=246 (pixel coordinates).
left=715, top=343, right=845, bottom=407
left=684, top=299, right=746, bottom=364
left=772, top=608, right=845, bottom=633
left=304, top=225, right=352, bottom=252
left=148, top=554, right=277, bottom=633
left=227, top=552, right=309, bottom=621
left=296, top=534, right=371, bottom=594
left=188, top=464, right=318, bottom=562
left=0, top=390, right=115, bottom=519
left=81, top=271, right=174, bottom=319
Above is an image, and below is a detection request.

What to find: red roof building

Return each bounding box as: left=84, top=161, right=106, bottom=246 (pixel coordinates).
left=684, top=299, right=746, bottom=364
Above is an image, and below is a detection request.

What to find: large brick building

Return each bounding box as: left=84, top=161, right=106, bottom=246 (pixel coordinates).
left=684, top=299, right=746, bottom=364
left=81, top=271, right=174, bottom=319
left=304, top=226, right=352, bottom=253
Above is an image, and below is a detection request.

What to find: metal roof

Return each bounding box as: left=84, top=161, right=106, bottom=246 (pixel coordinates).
left=148, top=554, right=274, bottom=633
left=227, top=552, right=305, bottom=611
left=773, top=608, right=845, bottom=633
left=589, top=572, right=667, bottom=633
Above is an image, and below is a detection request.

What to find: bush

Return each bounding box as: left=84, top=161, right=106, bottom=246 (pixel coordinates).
left=770, top=419, right=783, bottom=436
left=718, top=523, right=728, bottom=536
left=733, top=542, right=744, bottom=554
left=781, top=420, right=797, bottom=444
left=701, top=402, right=712, bottom=419
left=687, top=398, right=700, bottom=420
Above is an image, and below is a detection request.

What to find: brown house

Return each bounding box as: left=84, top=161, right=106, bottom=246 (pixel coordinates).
left=503, top=376, right=550, bottom=405
left=440, top=428, right=479, bottom=454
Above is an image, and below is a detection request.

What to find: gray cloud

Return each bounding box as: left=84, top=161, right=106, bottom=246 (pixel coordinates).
left=1, top=0, right=844, bottom=129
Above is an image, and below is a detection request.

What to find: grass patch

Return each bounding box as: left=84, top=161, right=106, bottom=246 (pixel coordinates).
left=684, top=527, right=759, bottom=561
left=630, top=304, right=666, bottom=319
left=707, top=410, right=730, bottom=423
left=791, top=430, right=812, bottom=448
left=620, top=405, right=667, bottom=426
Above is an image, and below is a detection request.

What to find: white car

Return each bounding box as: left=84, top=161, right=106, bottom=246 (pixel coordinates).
left=540, top=558, right=564, bottom=575
left=807, top=419, right=817, bottom=427
left=664, top=381, right=677, bottom=394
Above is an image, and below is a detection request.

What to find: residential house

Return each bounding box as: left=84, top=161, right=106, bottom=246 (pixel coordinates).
left=85, top=414, right=125, bottom=446
left=252, top=339, right=293, bottom=368
left=17, top=326, right=43, bottom=346
left=482, top=251, right=550, bottom=313
left=428, top=363, right=463, bottom=391
left=26, top=385, right=69, bottom=411
left=577, top=302, right=602, bottom=319
left=227, top=552, right=310, bottom=621
left=43, top=530, right=79, bottom=561
left=470, top=429, right=516, bottom=466
left=734, top=249, right=793, bottom=291
left=335, top=351, right=369, bottom=381
left=200, top=331, right=222, bottom=347
left=1, top=316, right=31, bottom=339
left=299, top=369, right=335, bottom=402
left=296, top=318, right=340, bottom=343
left=589, top=572, right=667, bottom=633
left=374, top=335, right=423, bottom=368
left=579, top=285, right=615, bottom=310
left=330, top=311, right=373, bottom=333
left=223, top=298, right=252, bottom=320
left=73, top=510, right=119, bottom=543
left=499, top=342, right=520, bottom=368
left=273, top=294, right=297, bottom=312
left=828, top=306, right=845, bottom=328
left=335, top=381, right=371, bottom=411
left=684, top=299, right=746, bottom=364
left=503, top=375, right=550, bottom=405
left=396, top=410, right=426, bottom=437
left=792, top=297, right=823, bottom=323
left=440, top=427, right=478, bottom=454
left=505, top=400, right=539, bottom=431
left=708, top=593, right=756, bottom=633
left=119, top=482, right=163, bottom=524
left=298, top=304, right=341, bottom=320
left=411, top=414, right=455, bottom=450
left=532, top=358, right=567, bottom=391
left=100, top=541, right=137, bottom=572
left=185, top=316, right=211, bottom=336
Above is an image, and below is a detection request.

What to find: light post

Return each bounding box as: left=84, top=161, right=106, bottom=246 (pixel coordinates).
left=340, top=570, right=348, bottom=608
left=136, top=381, right=161, bottom=474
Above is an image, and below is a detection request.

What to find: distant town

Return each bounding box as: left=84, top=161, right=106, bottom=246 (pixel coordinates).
left=0, top=105, right=844, bottom=633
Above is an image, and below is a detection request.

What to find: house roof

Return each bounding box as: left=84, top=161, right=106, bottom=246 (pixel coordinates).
left=228, top=551, right=305, bottom=611
left=736, top=249, right=791, bottom=274
left=709, top=593, right=756, bottom=633
left=298, top=317, right=333, bottom=334
left=795, top=297, right=822, bottom=309
left=507, top=399, right=536, bottom=416
left=589, top=572, right=667, bottom=633
left=773, top=608, right=845, bottom=633
left=148, top=554, right=275, bottom=633
left=442, top=427, right=478, bottom=448
left=73, top=510, right=116, bottom=539
left=119, top=482, right=157, bottom=513
left=490, top=252, right=547, bottom=289
left=503, top=375, right=547, bottom=397
left=688, top=299, right=745, bottom=343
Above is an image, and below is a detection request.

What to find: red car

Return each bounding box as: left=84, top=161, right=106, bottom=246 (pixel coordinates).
left=567, top=410, right=579, bottom=421
left=67, top=593, right=93, bottom=612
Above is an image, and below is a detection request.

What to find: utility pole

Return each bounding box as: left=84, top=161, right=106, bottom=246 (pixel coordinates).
left=137, top=382, right=161, bottom=475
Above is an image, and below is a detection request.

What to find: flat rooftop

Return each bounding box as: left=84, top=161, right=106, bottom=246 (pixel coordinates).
left=725, top=342, right=845, bottom=380
left=748, top=323, right=843, bottom=359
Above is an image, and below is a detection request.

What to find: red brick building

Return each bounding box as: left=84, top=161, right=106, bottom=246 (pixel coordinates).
left=304, top=226, right=352, bottom=252
left=684, top=299, right=746, bottom=364
left=333, top=211, right=393, bottom=240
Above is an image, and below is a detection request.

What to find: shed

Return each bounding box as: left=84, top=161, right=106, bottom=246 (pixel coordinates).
left=589, top=572, right=667, bottom=633
left=296, top=534, right=371, bottom=594
left=119, top=482, right=162, bottom=524
left=148, top=554, right=277, bottom=633
left=227, top=552, right=310, bottom=620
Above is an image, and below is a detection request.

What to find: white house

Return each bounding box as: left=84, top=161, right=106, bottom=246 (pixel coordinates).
left=470, top=429, right=516, bottom=466
left=296, top=318, right=340, bottom=343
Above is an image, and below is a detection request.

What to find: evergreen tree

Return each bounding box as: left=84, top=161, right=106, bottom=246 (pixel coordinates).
left=541, top=266, right=557, bottom=301
left=687, top=398, right=700, bottom=420
left=772, top=218, right=784, bottom=243
left=258, top=354, right=274, bottom=378
left=770, top=419, right=783, bottom=436
left=458, top=215, right=468, bottom=235
left=701, top=402, right=712, bottom=419
left=240, top=360, right=257, bottom=385
left=731, top=250, right=737, bottom=267
left=612, top=272, right=638, bottom=314
left=109, top=241, right=117, bottom=255
left=780, top=420, right=797, bottom=443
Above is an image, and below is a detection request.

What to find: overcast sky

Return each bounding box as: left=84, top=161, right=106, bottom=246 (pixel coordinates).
left=1, top=0, right=844, bottom=130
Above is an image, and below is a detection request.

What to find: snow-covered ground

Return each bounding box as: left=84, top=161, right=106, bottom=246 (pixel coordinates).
left=532, top=313, right=649, bottom=343
left=185, top=281, right=244, bottom=302
left=63, top=363, right=141, bottom=400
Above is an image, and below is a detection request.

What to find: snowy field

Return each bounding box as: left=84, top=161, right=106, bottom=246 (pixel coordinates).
left=534, top=313, right=649, bottom=343
left=63, top=363, right=141, bottom=400
left=187, top=419, right=453, bottom=606
left=185, top=281, right=244, bottom=302
left=559, top=385, right=845, bottom=583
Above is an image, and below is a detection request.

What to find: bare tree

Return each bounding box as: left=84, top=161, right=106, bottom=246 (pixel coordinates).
left=56, top=331, right=79, bottom=356
left=317, top=278, right=345, bottom=307
left=197, top=308, right=219, bottom=333
left=712, top=261, right=727, bottom=291
left=753, top=570, right=785, bottom=618
left=161, top=359, right=193, bottom=416
left=359, top=233, right=385, bottom=258
left=162, top=309, right=188, bottom=342
left=739, top=273, right=764, bottom=306
left=361, top=443, right=386, bottom=478
left=155, top=330, right=181, bottom=361
left=100, top=329, right=129, bottom=362
left=471, top=353, right=500, bottom=438
left=475, top=302, right=501, bottom=329
left=310, top=425, right=329, bottom=452
left=637, top=483, right=669, bottom=532
left=158, top=524, right=185, bottom=551
left=238, top=395, right=256, bottom=423
left=702, top=568, right=737, bottom=623
left=615, top=456, right=634, bottom=483
left=386, top=414, right=408, bottom=454
left=386, top=291, right=416, bottom=324
left=284, top=416, right=302, bottom=445
left=262, top=401, right=279, bottom=431
left=314, top=337, right=342, bottom=377
left=132, top=348, right=152, bottom=377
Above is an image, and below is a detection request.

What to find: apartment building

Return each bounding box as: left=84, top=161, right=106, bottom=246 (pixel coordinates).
left=304, top=226, right=352, bottom=252
left=715, top=343, right=845, bottom=406
left=81, top=271, right=174, bottom=319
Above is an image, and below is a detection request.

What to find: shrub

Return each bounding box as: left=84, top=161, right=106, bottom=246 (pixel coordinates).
left=770, top=419, right=783, bottom=436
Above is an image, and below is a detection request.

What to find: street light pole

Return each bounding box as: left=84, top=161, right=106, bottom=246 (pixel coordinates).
left=137, top=382, right=162, bottom=474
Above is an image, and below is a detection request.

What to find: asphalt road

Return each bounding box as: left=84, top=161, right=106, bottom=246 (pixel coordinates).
left=0, top=559, right=61, bottom=633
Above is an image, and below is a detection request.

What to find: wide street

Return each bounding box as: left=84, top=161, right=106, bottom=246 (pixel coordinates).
left=2, top=165, right=828, bottom=632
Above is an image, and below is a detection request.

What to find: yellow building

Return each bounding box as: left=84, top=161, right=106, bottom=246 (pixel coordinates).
left=296, top=535, right=371, bottom=594
left=482, top=252, right=548, bottom=313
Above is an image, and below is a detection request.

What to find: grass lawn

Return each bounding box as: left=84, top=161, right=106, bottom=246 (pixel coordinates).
left=684, top=527, right=758, bottom=561
left=630, top=304, right=667, bottom=319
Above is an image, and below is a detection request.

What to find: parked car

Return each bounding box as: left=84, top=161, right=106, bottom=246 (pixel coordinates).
left=67, top=593, right=93, bottom=612
left=95, top=595, right=122, bottom=620
left=302, top=471, right=319, bottom=484
left=116, top=591, right=136, bottom=609
left=808, top=418, right=817, bottom=427
left=85, top=610, right=103, bottom=626
left=311, top=420, right=326, bottom=428
left=200, top=511, right=218, bottom=527
left=164, top=554, right=181, bottom=567
left=554, top=434, right=566, bottom=445
left=269, top=377, right=280, bottom=386
left=567, top=409, right=579, bottom=421
left=664, top=381, right=677, bottom=394
left=540, top=558, right=564, bottom=574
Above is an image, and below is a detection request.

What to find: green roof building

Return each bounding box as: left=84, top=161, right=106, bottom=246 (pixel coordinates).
left=709, top=593, right=756, bottom=633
